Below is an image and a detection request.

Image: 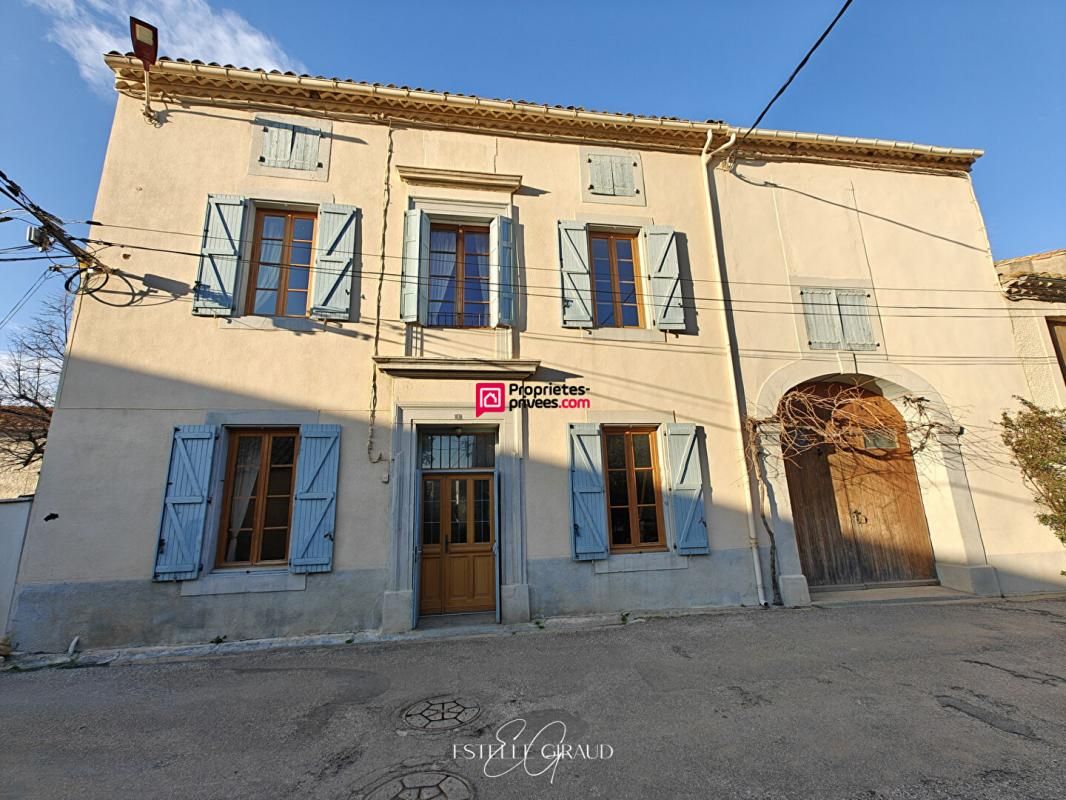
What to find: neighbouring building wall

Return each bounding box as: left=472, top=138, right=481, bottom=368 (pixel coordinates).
left=0, top=497, right=32, bottom=636
left=710, top=156, right=1066, bottom=596
left=0, top=460, right=38, bottom=499
left=10, top=92, right=754, bottom=651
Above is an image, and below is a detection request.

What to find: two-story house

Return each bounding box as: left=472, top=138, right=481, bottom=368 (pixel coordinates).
left=7, top=54, right=1065, bottom=652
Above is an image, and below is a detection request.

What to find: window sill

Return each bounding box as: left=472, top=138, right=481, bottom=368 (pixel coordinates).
left=217, top=316, right=319, bottom=332
left=584, top=327, right=665, bottom=343
left=179, top=569, right=306, bottom=596
left=593, top=550, right=689, bottom=574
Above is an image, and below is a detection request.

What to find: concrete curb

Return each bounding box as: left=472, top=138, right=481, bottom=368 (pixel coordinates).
left=4, top=594, right=1064, bottom=672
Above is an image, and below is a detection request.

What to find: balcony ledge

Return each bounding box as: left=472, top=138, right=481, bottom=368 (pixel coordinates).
left=373, top=357, right=540, bottom=379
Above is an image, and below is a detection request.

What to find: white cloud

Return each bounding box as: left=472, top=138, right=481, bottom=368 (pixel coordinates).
left=26, top=0, right=306, bottom=95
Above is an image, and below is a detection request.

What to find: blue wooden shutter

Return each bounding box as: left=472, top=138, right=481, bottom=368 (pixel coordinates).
left=558, top=220, right=593, bottom=328
left=261, top=121, right=294, bottom=167
left=311, top=204, right=358, bottom=320
left=154, top=425, right=219, bottom=581
left=801, top=287, right=843, bottom=350
left=289, top=125, right=321, bottom=170
left=644, top=226, right=685, bottom=330
left=665, top=423, right=709, bottom=555
left=569, top=423, right=608, bottom=561
left=589, top=154, right=615, bottom=195
left=490, top=215, right=516, bottom=327
left=837, top=289, right=878, bottom=351
left=289, top=424, right=341, bottom=574
left=193, top=195, right=246, bottom=316
left=609, top=156, right=636, bottom=197
left=401, top=209, right=429, bottom=323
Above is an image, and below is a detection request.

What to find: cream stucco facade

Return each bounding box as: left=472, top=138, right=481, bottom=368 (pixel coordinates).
left=7, top=55, right=1065, bottom=652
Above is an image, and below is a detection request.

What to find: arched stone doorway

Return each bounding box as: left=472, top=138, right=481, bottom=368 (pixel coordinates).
left=781, top=382, right=938, bottom=589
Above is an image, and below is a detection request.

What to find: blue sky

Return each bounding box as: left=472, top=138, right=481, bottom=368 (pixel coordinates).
left=1, top=0, right=1064, bottom=347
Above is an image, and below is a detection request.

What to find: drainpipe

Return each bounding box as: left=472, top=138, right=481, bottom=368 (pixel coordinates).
left=699, top=129, right=768, bottom=607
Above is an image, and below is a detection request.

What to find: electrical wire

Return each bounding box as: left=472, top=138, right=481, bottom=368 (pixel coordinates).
left=738, top=0, right=856, bottom=143
left=74, top=235, right=1050, bottom=321
left=79, top=220, right=1020, bottom=295
left=0, top=270, right=52, bottom=333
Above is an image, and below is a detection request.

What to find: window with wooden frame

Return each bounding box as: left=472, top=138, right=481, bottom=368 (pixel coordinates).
left=603, top=426, right=666, bottom=552
left=247, top=209, right=316, bottom=317
left=217, top=428, right=299, bottom=568
left=1049, top=320, right=1066, bottom=384
left=589, top=231, right=643, bottom=327
left=427, top=224, right=490, bottom=327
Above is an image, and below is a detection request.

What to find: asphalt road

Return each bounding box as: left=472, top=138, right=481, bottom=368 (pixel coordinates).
left=3, top=597, right=1066, bottom=799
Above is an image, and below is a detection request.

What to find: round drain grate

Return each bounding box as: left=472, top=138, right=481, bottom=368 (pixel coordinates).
left=366, top=771, right=473, bottom=800
left=402, top=696, right=481, bottom=731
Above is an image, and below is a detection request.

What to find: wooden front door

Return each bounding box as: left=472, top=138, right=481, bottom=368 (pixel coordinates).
left=785, top=386, right=937, bottom=589
left=419, top=473, right=496, bottom=615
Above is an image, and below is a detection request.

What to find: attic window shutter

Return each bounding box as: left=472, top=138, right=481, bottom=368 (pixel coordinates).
left=490, top=215, right=516, bottom=327
left=801, top=288, right=843, bottom=350
left=153, top=425, right=219, bottom=581
left=261, top=121, right=294, bottom=167
left=665, top=423, right=710, bottom=555
left=558, top=220, right=593, bottom=327
left=311, top=204, right=359, bottom=320
left=289, top=126, right=321, bottom=170
left=569, top=423, right=608, bottom=561
left=261, top=120, right=321, bottom=170
left=644, top=226, right=685, bottom=330
left=289, top=424, right=341, bottom=574
left=193, top=194, right=246, bottom=316
left=589, top=154, right=636, bottom=197
left=837, top=289, right=878, bottom=351
left=401, top=209, right=430, bottom=323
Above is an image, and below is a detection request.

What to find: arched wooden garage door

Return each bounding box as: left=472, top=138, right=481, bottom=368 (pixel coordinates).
left=783, top=382, right=937, bottom=589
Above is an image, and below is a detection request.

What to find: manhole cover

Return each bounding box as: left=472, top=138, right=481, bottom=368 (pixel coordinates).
left=402, top=696, right=481, bottom=731
left=366, top=771, right=473, bottom=800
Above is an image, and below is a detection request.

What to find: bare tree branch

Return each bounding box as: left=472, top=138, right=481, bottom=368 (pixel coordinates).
left=0, top=291, right=70, bottom=470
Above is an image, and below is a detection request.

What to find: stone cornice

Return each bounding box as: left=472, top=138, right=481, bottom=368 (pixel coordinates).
left=373, top=357, right=541, bottom=379
left=105, top=55, right=983, bottom=171
left=395, top=165, right=522, bottom=193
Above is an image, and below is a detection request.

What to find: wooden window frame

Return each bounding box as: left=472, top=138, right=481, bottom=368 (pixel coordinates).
left=1048, top=319, right=1066, bottom=384
left=216, top=427, right=300, bottom=569
left=602, top=425, right=667, bottom=553
left=589, top=231, right=644, bottom=329
left=246, top=209, right=317, bottom=318
left=427, top=223, right=491, bottom=328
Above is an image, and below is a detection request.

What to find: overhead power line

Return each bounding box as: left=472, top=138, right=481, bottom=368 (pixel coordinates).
left=739, top=0, right=856, bottom=142
left=79, top=235, right=1035, bottom=320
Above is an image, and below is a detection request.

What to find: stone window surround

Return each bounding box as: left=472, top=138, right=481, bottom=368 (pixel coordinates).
left=248, top=113, right=333, bottom=182
left=579, top=145, right=647, bottom=207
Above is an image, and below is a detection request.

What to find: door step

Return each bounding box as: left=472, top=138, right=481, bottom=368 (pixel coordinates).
left=416, top=612, right=496, bottom=631
left=810, top=585, right=973, bottom=607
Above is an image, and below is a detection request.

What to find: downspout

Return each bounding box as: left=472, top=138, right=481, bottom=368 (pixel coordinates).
left=699, top=129, right=769, bottom=607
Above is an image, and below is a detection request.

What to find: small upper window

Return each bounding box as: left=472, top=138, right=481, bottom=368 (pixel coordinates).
left=588, top=154, right=637, bottom=197
left=800, top=287, right=878, bottom=352
left=260, top=121, right=321, bottom=171
left=590, top=231, right=643, bottom=328
left=603, top=426, right=666, bottom=552
left=218, top=428, right=299, bottom=568
left=427, top=224, right=491, bottom=327
left=248, top=209, right=315, bottom=317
